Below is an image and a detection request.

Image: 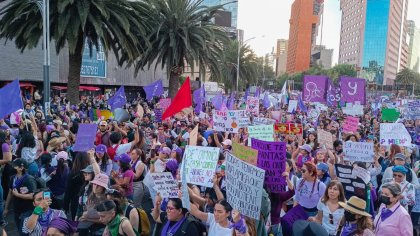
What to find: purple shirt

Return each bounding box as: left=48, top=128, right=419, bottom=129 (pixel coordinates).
left=373, top=203, right=413, bottom=236
left=121, top=169, right=134, bottom=196
left=295, top=179, right=326, bottom=209
left=1, top=143, right=9, bottom=153
left=270, top=189, right=295, bottom=225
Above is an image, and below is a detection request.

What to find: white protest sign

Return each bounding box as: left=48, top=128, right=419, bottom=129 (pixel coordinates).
left=183, top=146, right=219, bottom=187
left=288, top=100, right=298, bottom=113
left=253, top=117, right=276, bottom=125
left=213, top=110, right=249, bottom=133
left=380, top=123, right=412, bottom=147
left=154, top=159, right=166, bottom=173
left=150, top=172, right=179, bottom=198
left=343, top=104, right=363, bottom=116
left=343, top=141, right=374, bottom=163
left=247, top=125, right=274, bottom=144
left=308, top=109, right=320, bottom=121
left=317, top=129, right=333, bottom=149
left=246, top=96, right=259, bottom=116
left=225, top=154, right=265, bottom=220
left=352, top=166, right=371, bottom=184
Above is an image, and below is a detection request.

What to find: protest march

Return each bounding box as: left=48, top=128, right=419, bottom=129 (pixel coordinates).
left=0, top=75, right=419, bottom=236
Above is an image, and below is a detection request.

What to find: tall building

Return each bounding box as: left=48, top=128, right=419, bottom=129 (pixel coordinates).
left=408, top=20, right=420, bottom=73
left=339, top=0, right=409, bottom=85
left=286, top=0, right=324, bottom=74
left=201, top=0, right=238, bottom=28
left=275, top=39, right=288, bottom=76
left=311, top=45, right=333, bottom=69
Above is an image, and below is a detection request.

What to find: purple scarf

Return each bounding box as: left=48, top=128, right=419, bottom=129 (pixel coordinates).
left=13, top=174, right=28, bottom=189
left=161, top=216, right=186, bottom=236
left=341, top=222, right=357, bottom=236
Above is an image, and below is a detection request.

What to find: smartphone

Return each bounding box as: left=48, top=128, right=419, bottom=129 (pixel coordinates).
left=43, top=191, right=51, bottom=199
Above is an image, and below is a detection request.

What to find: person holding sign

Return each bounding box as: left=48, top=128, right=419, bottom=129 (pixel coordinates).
left=294, top=162, right=326, bottom=217
left=374, top=182, right=413, bottom=236
left=308, top=180, right=345, bottom=236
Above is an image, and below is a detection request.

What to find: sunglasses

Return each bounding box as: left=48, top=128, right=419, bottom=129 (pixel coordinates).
left=393, top=174, right=404, bottom=178
left=329, top=213, right=333, bottom=224
left=166, top=206, right=178, bottom=212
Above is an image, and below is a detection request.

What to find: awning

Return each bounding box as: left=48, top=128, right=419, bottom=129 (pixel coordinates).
left=19, top=82, right=36, bottom=88
left=51, top=85, right=101, bottom=91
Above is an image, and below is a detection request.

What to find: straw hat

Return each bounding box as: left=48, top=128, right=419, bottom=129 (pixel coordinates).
left=338, top=196, right=371, bottom=217
left=47, top=137, right=67, bottom=152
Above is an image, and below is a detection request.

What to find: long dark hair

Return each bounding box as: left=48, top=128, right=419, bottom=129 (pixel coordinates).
left=321, top=180, right=345, bottom=203
left=120, top=162, right=130, bottom=172
left=0, top=131, right=7, bottom=160
left=96, top=152, right=110, bottom=173
left=16, top=133, right=36, bottom=158
left=71, top=152, right=90, bottom=175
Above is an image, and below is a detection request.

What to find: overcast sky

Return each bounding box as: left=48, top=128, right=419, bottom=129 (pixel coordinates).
left=237, top=0, right=420, bottom=65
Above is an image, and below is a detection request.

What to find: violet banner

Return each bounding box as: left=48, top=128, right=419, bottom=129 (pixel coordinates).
left=340, top=76, right=366, bottom=104
left=302, top=75, right=328, bottom=103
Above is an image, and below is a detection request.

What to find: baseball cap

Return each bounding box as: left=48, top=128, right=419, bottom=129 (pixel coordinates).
left=221, top=139, right=232, bottom=146
left=56, top=151, right=69, bottom=161
left=13, top=158, right=28, bottom=169
left=99, top=121, right=108, bottom=126
left=394, top=153, right=406, bottom=161
left=81, top=165, right=94, bottom=173
left=114, top=153, right=131, bottom=164
left=95, top=144, right=107, bottom=154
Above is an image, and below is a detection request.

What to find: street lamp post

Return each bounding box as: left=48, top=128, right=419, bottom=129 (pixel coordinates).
left=40, top=0, right=50, bottom=115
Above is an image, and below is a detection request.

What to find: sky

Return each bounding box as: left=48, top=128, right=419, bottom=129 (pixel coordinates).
left=237, top=0, right=420, bottom=66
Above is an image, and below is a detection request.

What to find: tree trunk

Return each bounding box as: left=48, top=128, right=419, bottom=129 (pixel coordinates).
left=168, top=66, right=182, bottom=98
left=67, top=37, right=84, bottom=105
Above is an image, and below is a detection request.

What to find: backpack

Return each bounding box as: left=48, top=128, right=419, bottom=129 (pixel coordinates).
left=180, top=214, right=207, bottom=236
left=29, top=175, right=46, bottom=190
left=107, top=145, right=120, bottom=161
left=125, top=205, right=151, bottom=236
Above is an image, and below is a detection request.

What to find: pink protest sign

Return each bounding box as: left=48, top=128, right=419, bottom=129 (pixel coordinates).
left=246, top=96, right=259, bottom=116
left=343, top=116, right=359, bottom=133
left=159, top=98, right=171, bottom=112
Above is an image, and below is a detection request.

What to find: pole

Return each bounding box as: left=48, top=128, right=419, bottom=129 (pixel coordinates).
left=236, top=30, right=240, bottom=92
left=42, top=0, right=50, bottom=116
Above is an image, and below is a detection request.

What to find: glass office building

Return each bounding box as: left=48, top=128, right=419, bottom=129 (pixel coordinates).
left=361, top=0, right=390, bottom=85
left=201, top=0, right=238, bottom=27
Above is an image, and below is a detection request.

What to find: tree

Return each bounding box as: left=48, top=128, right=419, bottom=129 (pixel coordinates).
left=326, top=64, right=356, bottom=82
left=136, top=0, right=228, bottom=98
left=211, top=40, right=258, bottom=92
left=396, top=68, right=417, bottom=85
left=0, top=0, right=149, bottom=104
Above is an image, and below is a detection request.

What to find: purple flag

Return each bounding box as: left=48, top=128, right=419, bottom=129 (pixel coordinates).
left=211, top=93, right=223, bottom=110
left=339, top=76, right=366, bottom=104
left=73, top=124, right=98, bottom=152
left=143, top=80, right=164, bottom=101
left=108, top=86, right=126, bottom=111
left=193, top=85, right=205, bottom=114
left=297, top=95, right=307, bottom=112
left=326, top=79, right=341, bottom=107
left=244, top=88, right=249, bottom=100
left=255, top=87, right=260, bottom=98
left=227, top=92, right=235, bottom=110
left=263, top=93, right=271, bottom=108
left=0, top=80, right=23, bottom=118
left=302, top=75, right=328, bottom=103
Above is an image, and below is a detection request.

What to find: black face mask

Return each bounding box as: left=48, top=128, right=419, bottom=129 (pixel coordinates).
left=379, top=195, right=392, bottom=205
left=344, top=211, right=357, bottom=222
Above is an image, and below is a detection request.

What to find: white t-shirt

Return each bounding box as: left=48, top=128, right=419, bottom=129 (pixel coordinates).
left=206, top=213, right=233, bottom=236
left=113, top=143, right=133, bottom=157
left=317, top=200, right=344, bottom=235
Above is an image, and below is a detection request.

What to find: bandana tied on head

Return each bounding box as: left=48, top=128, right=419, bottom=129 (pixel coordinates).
left=48, top=217, right=78, bottom=235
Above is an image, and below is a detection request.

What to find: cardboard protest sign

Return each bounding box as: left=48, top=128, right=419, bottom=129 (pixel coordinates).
left=182, top=146, right=219, bottom=187
left=335, top=164, right=367, bottom=199
left=232, top=141, right=258, bottom=165
left=343, top=141, right=374, bottom=163
left=251, top=139, right=287, bottom=193
left=159, top=98, right=171, bottom=112
left=73, top=124, right=98, bottom=152
left=352, top=165, right=371, bottom=184
left=189, top=125, right=199, bottom=146
left=317, top=129, right=333, bottom=149
left=248, top=125, right=274, bottom=144
left=342, top=116, right=359, bottom=133
left=213, top=110, right=249, bottom=133
left=274, top=123, right=303, bottom=135
left=225, top=154, right=265, bottom=220
left=381, top=108, right=400, bottom=121
left=380, top=123, right=412, bottom=147
left=253, top=117, right=276, bottom=125
left=150, top=172, right=179, bottom=198
left=281, top=205, right=308, bottom=235
left=287, top=100, right=298, bottom=113
left=246, top=96, right=259, bottom=116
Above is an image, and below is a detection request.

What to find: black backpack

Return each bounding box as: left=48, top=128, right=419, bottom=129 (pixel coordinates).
left=180, top=215, right=207, bottom=236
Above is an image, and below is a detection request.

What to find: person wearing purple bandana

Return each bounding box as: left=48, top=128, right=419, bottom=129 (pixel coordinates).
left=46, top=217, right=78, bottom=236
left=337, top=196, right=373, bottom=236
left=96, top=200, right=136, bottom=236
left=22, top=188, right=66, bottom=236
left=152, top=197, right=200, bottom=236
left=374, top=182, right=413, bottom=236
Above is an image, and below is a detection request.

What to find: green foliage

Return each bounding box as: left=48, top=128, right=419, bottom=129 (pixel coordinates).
left=396, top=68, right=419, bottom=85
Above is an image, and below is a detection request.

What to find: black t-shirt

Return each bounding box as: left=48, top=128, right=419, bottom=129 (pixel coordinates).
left=10, top=174, right=36, bottom=214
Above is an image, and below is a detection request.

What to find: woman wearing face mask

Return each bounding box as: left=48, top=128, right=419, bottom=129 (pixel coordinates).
left=384, top=165, right=415, bottom=210
left=294, top=162, right=326, bottom=217
left=374, top=182, right=413, bottom=236
left=337, top=196, right=373, bottom=236
left=309, top=180, right=345, bottom=236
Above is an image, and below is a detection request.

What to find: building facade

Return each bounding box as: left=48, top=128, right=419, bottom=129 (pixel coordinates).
left=286, top=0, right=323, bottom=74
left=408, top=20, right=420, bottom=73
left=339, top=0, right=409, bottom=85
left=275, top=39, right=288, bottom=76
left=201, top=0, right=238, bottom=28
left=311, top=45, right=333, bottom=69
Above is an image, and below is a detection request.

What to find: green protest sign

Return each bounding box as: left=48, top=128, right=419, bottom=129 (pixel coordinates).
left=381, top=108, right=400, bottom=121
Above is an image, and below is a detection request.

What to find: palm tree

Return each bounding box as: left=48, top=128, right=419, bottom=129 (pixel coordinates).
left=212, top=40, right=258, bottom=92
left=0, top=0, right=149, bottom=104
left=136, top=0, right=228, bottom=98
left=396, top=68, right=416, bottom=86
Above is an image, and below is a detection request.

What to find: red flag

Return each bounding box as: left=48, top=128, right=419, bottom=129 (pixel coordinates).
left=162, top=77, right=192, bottom=120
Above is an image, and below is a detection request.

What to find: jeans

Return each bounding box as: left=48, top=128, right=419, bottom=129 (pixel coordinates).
left=269, top=224, right=283, bottom=236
